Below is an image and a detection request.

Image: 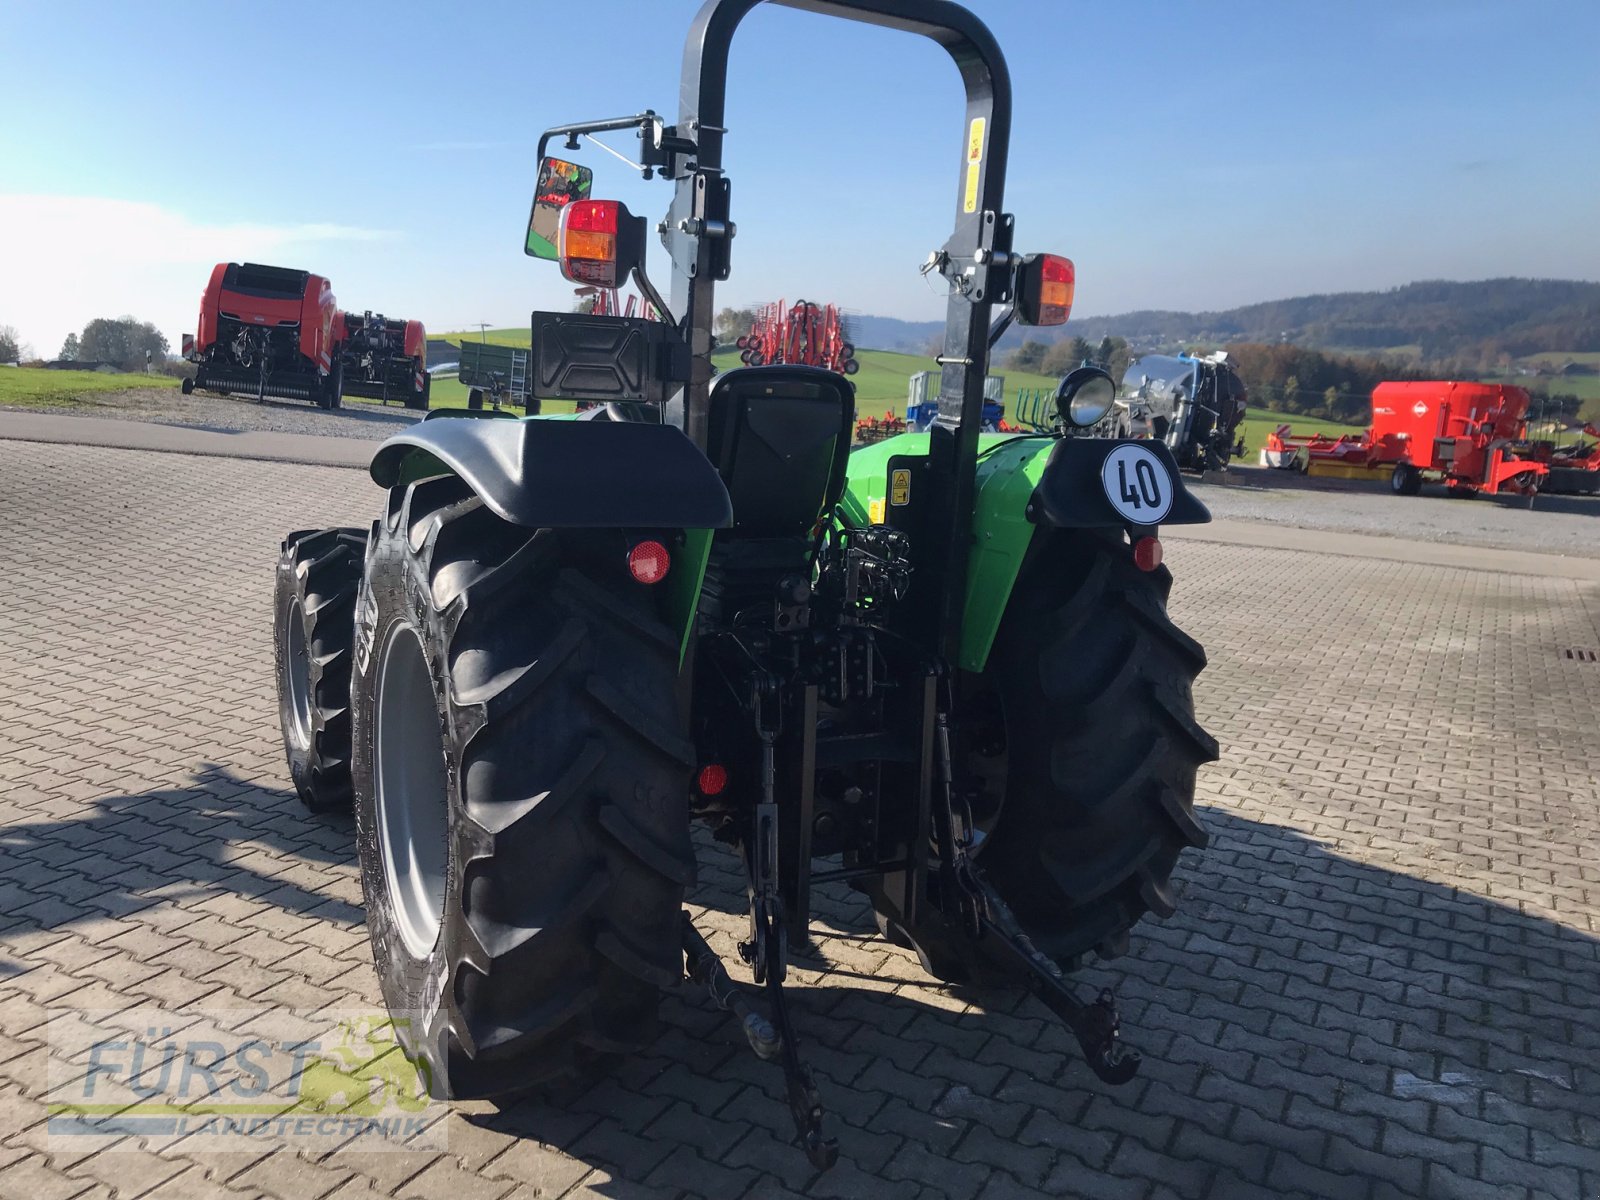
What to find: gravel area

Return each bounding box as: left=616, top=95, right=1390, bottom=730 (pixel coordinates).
left=10, top=386, right=422, bottom=440
left=1195, top=464, right=1600, bottom=558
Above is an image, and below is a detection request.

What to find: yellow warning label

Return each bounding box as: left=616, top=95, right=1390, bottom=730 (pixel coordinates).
left=890, top=468, right=912, bottom=506
left=963, top=117, right=985, bottom=213
left=868, top=498, right=886, bottom=524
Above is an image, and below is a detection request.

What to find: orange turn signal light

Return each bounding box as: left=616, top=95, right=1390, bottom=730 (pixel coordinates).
left=1015, top=253, right=1076, bottom=327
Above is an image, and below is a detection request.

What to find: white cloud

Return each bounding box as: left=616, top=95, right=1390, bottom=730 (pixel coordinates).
left=0, top=195, right=396, bottom=357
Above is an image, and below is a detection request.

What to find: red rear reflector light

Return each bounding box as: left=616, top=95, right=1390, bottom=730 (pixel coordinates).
left=627, top=540, right=671, bottom=584
left=697, top=764, right=728, bottom=796
left=1133, top=536, right=1163, bottom=572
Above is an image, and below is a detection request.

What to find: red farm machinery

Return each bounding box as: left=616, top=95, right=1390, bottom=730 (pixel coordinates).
left=735, top=299, right=859, bottom=375
left=182, top=262, right=341, bottom=408
left=183, top=262, right=431, bottom=410
left=1544, top=424, right=1600, bottom=495
left=333, top=310, right=430, bottom=409
left=1265, top=381, right=1555, bottom=502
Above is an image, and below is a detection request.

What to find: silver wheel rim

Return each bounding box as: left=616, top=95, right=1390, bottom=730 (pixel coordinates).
left=374, top=621, right=450, bottom=959
left=285, top=600, right=313, bottom=749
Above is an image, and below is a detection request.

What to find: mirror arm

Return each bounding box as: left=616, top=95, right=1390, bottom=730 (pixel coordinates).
left=987, top=303, right=1016, bottom=351
left=536, top=112, right=672, bottom=173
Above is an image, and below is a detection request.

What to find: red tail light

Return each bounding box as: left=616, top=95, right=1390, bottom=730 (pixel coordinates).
left=1016, top=253, right=1076, bottom=327
left=1132, top=536, right=1163, bottom=572
left=627, top=540, right=671, bottom=584
left=559, top=200, right=623, bottom=286
left=697, top=764, right=728, bottom=796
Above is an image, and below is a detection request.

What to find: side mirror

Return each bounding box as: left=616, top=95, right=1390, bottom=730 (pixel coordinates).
left=1014, top=253, right=1076, bottom=326
left=1056, top=365, right=1115, bottom=428
left=558, top=199, right=647, bottom=289
left=525, top=156, right=594, bottom=260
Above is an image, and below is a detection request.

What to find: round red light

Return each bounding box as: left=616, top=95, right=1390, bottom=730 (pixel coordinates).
left=627, top=540, right=670, bottom=585
left=697, top=764, right=728, bottom=796
left=1132, top=536, right=1163, bottom=572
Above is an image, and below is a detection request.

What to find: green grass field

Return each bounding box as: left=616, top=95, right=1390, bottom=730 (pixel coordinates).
left=0, top=367, right=180, bottom=409
left=437, top=332, right=1064, bottom=417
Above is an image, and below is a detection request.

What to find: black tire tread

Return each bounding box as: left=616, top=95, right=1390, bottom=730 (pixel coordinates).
left=275, top=527, right=367, bottom=811
left=874, top=528, right=1216, bottom=981
left=355, top=478, right=693, bottom=1099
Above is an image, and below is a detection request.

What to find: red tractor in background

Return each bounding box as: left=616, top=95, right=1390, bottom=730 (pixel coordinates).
left=182, top=262, right=342, bottom=408
left=333, top=310, right=430, bottom=409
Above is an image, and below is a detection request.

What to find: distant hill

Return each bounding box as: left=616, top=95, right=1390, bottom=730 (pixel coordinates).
left=851, top=278, right=1600, bottom=364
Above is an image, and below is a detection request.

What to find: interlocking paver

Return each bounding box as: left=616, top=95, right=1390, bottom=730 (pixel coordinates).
left=2, top=437, right=1599, bottom=1199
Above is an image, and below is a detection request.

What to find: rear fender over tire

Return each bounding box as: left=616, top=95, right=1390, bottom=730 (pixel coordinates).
left=367, top=418, right=733, bottom=531
left=351, top=474, right=696, bottom=1098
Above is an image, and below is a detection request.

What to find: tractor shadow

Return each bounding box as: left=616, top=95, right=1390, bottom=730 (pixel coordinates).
left=465, top=807, right=1600, bottom=1199
left=0, top=764, right=363, bottom=969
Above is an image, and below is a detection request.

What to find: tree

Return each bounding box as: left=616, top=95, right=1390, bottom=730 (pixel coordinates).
left=0, top=325, right=19, bottom=363
left=1040, top=339, right=1080, bottom=376
left=59, top=333, right=80, bottom=362
left=714, top=306, right=758, bottom=343
left=76, top=316, right=169, bottom=371
left=1005, top=339, right=1049, bottom=373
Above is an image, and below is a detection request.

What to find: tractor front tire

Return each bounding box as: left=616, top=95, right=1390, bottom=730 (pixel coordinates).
left=873, top=529, right=1216, bottom=983
left=351, top=476, right=694, bottom=1098
left=275, top=528, right=368, bottom=811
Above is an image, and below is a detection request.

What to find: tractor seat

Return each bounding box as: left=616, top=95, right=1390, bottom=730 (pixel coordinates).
left=705, top=366, right=855, bottom=538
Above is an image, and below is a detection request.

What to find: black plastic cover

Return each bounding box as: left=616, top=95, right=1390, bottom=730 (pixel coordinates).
left=528, top=312, right=690, bottom=403
left=369, top=418, right=732, bottom=530
left=1029, top=438, right=1211, bottom=529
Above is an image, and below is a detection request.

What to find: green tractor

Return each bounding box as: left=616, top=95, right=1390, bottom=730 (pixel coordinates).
left=273, top=0, right=1216, bottom=1168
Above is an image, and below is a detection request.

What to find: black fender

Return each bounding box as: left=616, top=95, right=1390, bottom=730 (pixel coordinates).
left=1028, top=437, right=1211, bottom=529
left=369, top=417, right=733, bottom=529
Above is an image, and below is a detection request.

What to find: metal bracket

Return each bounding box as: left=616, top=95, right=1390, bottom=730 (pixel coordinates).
left=975, top=883, right=1141, bottom=1085
left=681, top=913, right=838, bottom=1170
left=937, top=211, right=1015, bottom=305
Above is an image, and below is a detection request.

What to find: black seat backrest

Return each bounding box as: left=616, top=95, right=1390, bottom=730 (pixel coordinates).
left=705, top=366, right=855, bottom=538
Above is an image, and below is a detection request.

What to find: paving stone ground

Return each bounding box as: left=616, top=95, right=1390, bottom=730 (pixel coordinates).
left=1, top=438, right=1597, bottom=1200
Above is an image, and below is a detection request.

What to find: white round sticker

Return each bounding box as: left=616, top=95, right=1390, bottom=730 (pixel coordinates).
left=1101, top=444, right=1174, bottom=524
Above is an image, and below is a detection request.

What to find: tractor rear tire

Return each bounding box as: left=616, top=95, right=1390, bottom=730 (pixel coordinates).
left=872, top=528, right=1216, bottom=984
left=275, top=528, right=368, bottom=812
left=351, top=476, right=695, bottom=1098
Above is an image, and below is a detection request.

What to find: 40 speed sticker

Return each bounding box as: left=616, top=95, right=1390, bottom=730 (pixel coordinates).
left=1101, top=443, right=1174, bottom=524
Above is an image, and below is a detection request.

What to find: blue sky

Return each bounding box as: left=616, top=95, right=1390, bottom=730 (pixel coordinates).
left=1, top=0, right=1596, bottom=356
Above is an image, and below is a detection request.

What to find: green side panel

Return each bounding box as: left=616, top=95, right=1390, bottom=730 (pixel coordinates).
left=842, top=432, right=1054, bottom=673
left=962, top=438, right=1054, bottom=672
left=667, top=527, right=714, bottom=667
